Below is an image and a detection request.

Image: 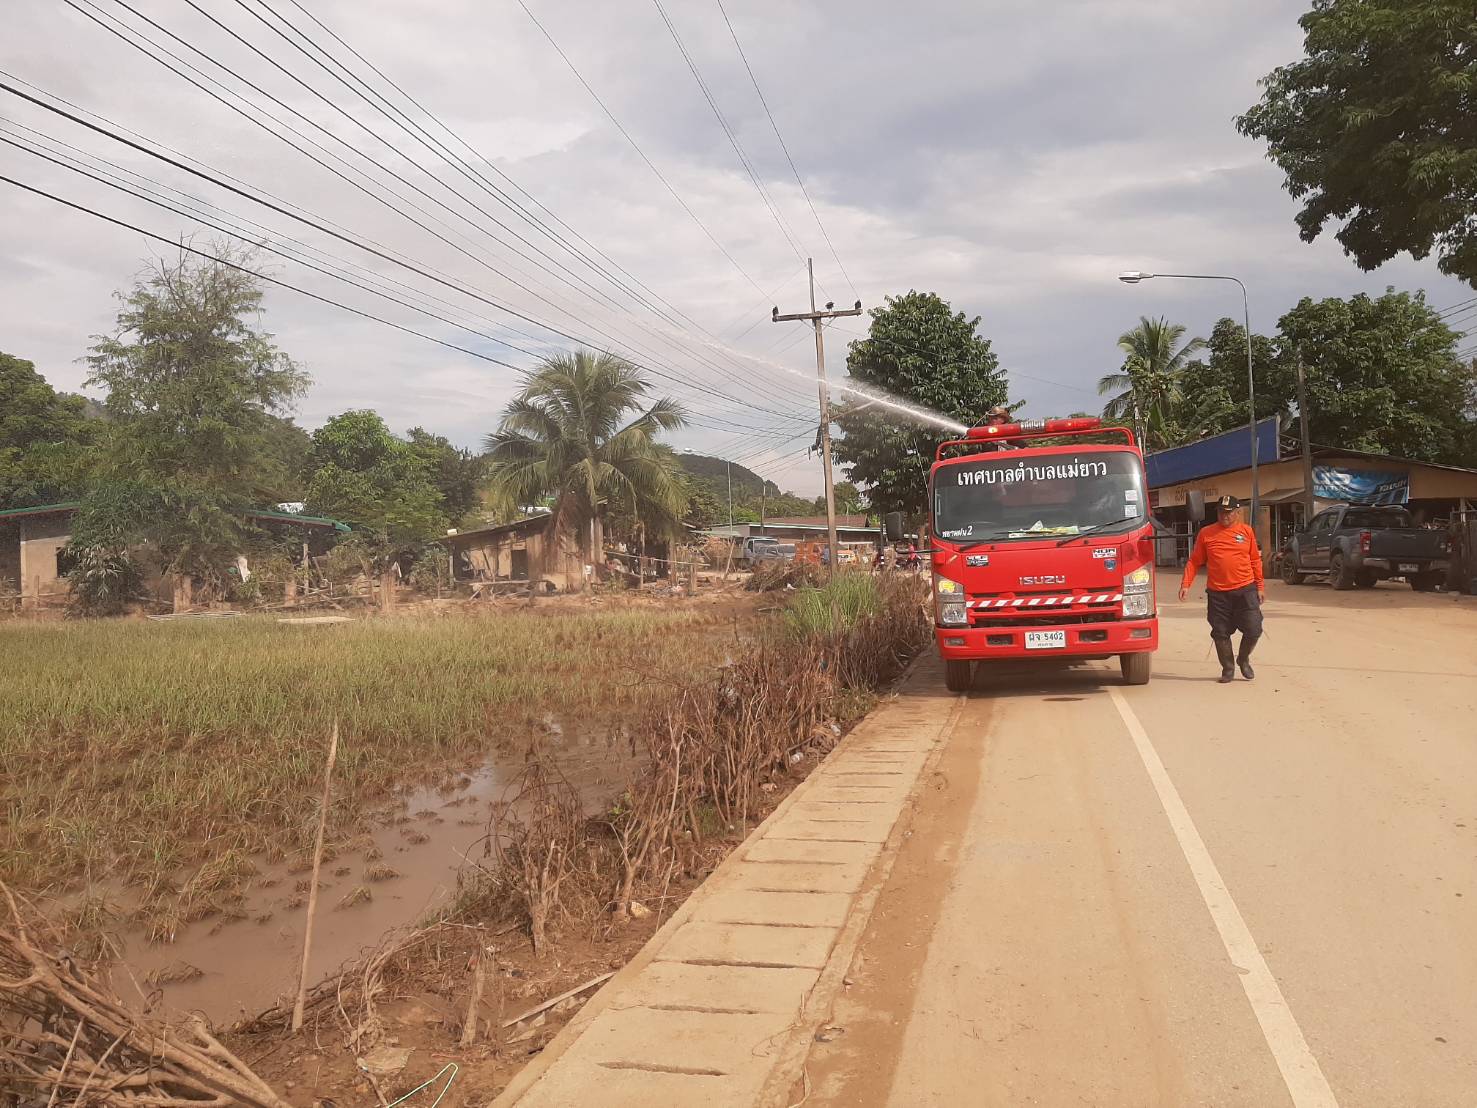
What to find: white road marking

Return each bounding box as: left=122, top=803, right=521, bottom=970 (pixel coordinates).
left=1108, top=687, right=1339, bottom=1108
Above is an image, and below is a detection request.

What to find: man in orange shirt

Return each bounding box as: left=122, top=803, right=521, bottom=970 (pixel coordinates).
left=1178, top=495, right=1264, bottom=683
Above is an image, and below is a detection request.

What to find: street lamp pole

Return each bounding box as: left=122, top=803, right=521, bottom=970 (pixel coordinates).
left=1117, top=271, right=1261, bottom=533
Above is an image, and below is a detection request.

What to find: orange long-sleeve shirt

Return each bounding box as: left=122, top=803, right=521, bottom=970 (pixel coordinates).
left=1181, top=522, right=1264, bottom=592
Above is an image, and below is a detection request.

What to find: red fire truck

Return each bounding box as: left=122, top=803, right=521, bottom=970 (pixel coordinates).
left=923, top=417, right=1159, bottom=691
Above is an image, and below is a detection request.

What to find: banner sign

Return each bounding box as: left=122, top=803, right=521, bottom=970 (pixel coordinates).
left=1312, top=465, right=1409, bottom=504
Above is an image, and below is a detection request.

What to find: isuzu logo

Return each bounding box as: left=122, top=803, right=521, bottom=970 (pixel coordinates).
left=1019, top=575, right=1066, bottom=586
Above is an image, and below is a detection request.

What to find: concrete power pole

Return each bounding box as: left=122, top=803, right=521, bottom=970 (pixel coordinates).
left=1295, top=349, right=1316, bottom=524
left=773, top=259, right=862, bottom=578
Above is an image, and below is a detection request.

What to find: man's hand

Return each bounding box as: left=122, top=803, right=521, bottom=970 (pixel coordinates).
left=1178, top=586, right=1188, bottom=602
left=1258, top=586, right=1265, bottom=603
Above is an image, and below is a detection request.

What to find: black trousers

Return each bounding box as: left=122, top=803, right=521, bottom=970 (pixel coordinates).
left=1206, top=584, right=1263, bottom=639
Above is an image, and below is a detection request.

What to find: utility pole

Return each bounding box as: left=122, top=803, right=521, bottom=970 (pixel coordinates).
left=773, top=259, right=862, bottom=578
left=1295, top=348, right=1316, bottom=525
left=726, top=458, right=733, bottom=529
left=759, top=479, right=766, bottom=537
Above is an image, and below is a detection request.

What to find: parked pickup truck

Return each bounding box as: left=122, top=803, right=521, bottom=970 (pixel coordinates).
left=1282, top=504, right=1451, bottom=591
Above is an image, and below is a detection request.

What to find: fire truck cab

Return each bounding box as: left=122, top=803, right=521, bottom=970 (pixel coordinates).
left=923, top=417, right=1159, bottom=691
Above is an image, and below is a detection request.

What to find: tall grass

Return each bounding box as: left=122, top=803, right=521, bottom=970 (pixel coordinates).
left=782, top=571, right=883, bottom=638
left=0, top=608, right=739, bottom=894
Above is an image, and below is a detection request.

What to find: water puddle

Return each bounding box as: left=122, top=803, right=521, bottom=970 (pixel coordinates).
left=114, top=726, right=634, bottom=1027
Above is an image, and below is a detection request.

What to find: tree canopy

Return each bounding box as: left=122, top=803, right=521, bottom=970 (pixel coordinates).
left=305, top=410, right=447, bottom=555
left=834, top=291, right=1006, bottom=517
left=1238, top=0, right=1477, bottom=286
left=1110, top=291, right=1477, bottom=464
left=485, top=349, right=688, bottom=557
left=80, top=246, right=309, bottom=578
left=0, top=350, right=95, bottom=511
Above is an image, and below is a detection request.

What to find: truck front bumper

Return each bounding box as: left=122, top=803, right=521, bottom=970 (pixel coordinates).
left=935, top=617, right=1158, bottom=660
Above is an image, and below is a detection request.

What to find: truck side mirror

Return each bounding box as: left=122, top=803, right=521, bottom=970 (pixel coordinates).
left=884, top=511, right=904, bottom=542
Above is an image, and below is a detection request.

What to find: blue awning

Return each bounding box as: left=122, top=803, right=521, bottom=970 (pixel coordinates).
left=1145, top=417, right=1280, bottom=488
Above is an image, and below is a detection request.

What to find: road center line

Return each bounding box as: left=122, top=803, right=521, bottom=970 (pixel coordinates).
left=1107, top=687, right=1339, bottom=1108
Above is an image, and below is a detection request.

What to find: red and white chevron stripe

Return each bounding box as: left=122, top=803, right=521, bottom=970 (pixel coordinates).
left=966, top=593, right=1122, bottom=609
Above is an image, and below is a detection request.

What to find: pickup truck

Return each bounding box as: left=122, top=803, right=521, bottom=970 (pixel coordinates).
left=1281, top=504, right=1451, bottom=591
left=740, top=536, right=779, bottom=565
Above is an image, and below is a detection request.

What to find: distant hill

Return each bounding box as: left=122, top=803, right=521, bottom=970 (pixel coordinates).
left=676, top=452, right=778, bottom=498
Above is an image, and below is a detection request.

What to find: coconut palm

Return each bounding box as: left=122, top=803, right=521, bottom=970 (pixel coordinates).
left=485, top=349, right=688, bottom=563
left=1099, top=317, right=1206, bottom=448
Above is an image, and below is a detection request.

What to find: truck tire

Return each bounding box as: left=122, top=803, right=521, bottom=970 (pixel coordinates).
left=1120, top=652, right=1152, bottom=686
left=1356, top=570, right=1379, bottom=589
left=944, top=659, right=974, bottom=692
left=1411, top=572, right=1441, bottom=592
left=1329, top=552, right=1356, bottom=591
left=1281, top=554, right=1305, bottom=585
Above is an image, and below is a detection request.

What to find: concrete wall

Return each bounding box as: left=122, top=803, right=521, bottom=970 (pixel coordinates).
left=18, top=516, right=72, bottom=603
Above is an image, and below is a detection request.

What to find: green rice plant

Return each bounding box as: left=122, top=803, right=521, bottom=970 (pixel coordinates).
left=781, top=571, right=882, bottom=638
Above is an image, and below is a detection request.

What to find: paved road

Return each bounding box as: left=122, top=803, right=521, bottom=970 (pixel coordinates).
left=806, top=576, right=1477, bottom=1107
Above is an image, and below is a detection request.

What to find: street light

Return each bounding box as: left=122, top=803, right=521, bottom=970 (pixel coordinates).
left=1116, top=270, right=1261, bottom=531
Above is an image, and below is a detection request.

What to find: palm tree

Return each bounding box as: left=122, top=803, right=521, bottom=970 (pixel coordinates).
left=485, top=349, right=688, bottom=565
left=1098, top=317, right=1206, bottom=448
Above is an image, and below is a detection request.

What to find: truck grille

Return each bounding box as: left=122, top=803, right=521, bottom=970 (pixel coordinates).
left=965, top=592, right=1123, bottom=627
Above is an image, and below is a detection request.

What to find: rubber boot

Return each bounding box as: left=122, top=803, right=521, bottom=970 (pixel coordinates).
left=1213, top=636, right=1235, bottom=683
left=1237, top=634, right=1259, bottom=681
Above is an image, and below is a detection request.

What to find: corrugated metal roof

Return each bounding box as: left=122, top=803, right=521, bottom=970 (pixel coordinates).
left=0, top=501, right=81, bottom=521
left=1144, top=418, right=1281, bottom=488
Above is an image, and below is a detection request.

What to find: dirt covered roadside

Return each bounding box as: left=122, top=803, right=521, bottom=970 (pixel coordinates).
left=1, top=574, right=929, bottom=1106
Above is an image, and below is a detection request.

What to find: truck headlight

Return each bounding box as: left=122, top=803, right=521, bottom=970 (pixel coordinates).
left=934, top=577, right=963, bottom=599
left=937, top=602, right=968, bottom=626
left=1123, top=565, right=1151, bottom=593
left=1122, top=592, right=1152, bottom=618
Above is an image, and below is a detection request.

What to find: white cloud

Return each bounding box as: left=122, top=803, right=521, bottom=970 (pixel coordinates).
left=1, top=0, right=1469, bottom=500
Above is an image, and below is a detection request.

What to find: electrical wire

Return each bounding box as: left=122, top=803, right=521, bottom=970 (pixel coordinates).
left=514, top=0, right=773, bottom=300
left=0, top=81, right=802, bottom=419
left=714, top=0, right=857, bottom=300
left=0, top=174, right=533, bottom=370
left=75, top=0, right=809, bottom=415
left=650, top=0, right=814, bottom=274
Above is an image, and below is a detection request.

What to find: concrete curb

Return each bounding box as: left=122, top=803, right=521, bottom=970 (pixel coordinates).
left=494, top=652, right=962, bottom=1107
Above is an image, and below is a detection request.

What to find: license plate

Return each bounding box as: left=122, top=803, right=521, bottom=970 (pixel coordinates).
left=1399, top=563, right=1419, bottom=573
left=1025, top=630, right=1067, bottom=650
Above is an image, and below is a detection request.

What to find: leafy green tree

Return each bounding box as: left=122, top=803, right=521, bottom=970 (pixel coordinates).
left=1175, top=318, right=1286, bottom=442
left=810, top=481, right=865, bottom=516
left=681, top=479, right=724, bottom=530
left=82, top=246, right=309, bottom=579
left=485, top=350, right=688, bottom=561
left=834, top=291, right=1006, bottom=517
left=1238, top=0, right=1477, bottom=285
left=406, top=427, right=484, bottom=523
left=0, top=351, right=96, bottom=510
left=1099, top=318, right=1205, bottom=449
left=305, top=410, right=447, bottom=555
left=1275, top=290, right=1476, bottom=461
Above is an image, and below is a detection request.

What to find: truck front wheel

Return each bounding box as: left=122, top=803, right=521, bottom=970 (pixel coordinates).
left=1120, top=652, right=1152, bottom=685
left=944, top=659, right=974, bottom=692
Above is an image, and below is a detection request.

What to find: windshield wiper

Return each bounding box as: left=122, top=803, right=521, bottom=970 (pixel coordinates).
left=1055, top=520, right=1126, bottom=547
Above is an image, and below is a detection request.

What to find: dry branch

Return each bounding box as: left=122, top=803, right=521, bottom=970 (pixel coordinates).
left=0, top=880, right=289, bottom=1107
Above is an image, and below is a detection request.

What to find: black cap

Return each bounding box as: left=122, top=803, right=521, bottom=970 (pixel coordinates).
left=1217, top=495, right=1242, bottom=510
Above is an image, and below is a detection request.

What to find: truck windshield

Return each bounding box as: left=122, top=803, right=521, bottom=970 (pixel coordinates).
left=932, top=451, right=1147, bottom=544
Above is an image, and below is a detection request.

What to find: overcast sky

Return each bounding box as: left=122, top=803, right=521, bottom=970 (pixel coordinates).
left=2, top=0, right=1469, bottom=496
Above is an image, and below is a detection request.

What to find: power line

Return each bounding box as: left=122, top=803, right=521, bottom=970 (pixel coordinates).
left=514, top=0, right=772, bottom=301
left=0, top=175, right=530, bottom=370
left=252, top=0, right=820, bottom=412
left=280, top=0, right=716, bottom=347
left=0, top=78, right=801, bottom=420
left=714, top=0, right=857, bottom=300
left=650, top=0, right=814, bottom=274
left=73, top=0, right=811, bottom=413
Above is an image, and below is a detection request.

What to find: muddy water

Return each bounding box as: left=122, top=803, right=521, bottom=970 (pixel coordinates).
left=117, top=728, right=633, bottom=1027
